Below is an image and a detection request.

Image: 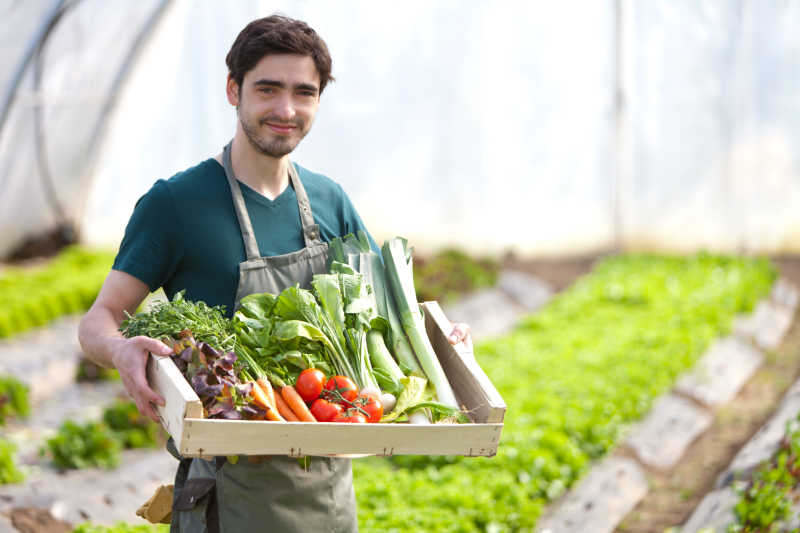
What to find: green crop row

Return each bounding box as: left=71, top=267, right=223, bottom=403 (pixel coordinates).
left=354, top=252, right=776, bottom=532
left=728, top=412, right=800, bottom=533
left=0, top=246, right=115, bottom=338
left=38, top=401, right=160, bottom=472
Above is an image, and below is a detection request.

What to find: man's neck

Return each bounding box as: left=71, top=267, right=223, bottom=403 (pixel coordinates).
left=227, top=133, right=290, bottom=201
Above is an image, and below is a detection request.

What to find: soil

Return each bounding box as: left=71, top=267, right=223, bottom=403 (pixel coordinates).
left=5, top=508, right=72, bottom=533
left=5, top=226, right=78, bottom=263
left=615, top=256, right=800, bottom=532
left=501, top=251, right=606, bottom=291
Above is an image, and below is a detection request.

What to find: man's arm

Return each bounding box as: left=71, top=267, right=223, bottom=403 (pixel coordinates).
left=78, top=270, right=172, bottom=421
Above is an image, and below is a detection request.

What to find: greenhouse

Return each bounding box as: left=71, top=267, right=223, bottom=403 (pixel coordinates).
left=1, top=1, right=799, bottom=532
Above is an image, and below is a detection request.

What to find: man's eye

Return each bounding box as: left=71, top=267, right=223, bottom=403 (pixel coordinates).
left=260, top=87, right=275, bottom=94
left=298, top=90, right=316, bottom=97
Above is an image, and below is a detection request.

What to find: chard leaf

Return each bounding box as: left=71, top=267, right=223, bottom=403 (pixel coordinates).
left=272, top=320, right=336, bottom=353
left=273, top=350, right=309, bottom=369
left=253, top=325, right=274, bottom=347
left=239, top=293, right=276, bottom=319
left=312, top=275, right=347, bottom=336
left=235, top=315, right=265, bottom=331
left=272, top=286, right=323, bottom=324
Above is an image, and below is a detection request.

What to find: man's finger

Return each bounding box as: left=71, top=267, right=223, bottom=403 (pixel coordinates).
left=134, top=336, right=173, bottom=357
left=131, top=377, right=164, bottom=422
left=133, top=371, right=165, bottom=407
left=448, top=322, right=470, bottom=343
left=136, top=396, right=161, bottom=423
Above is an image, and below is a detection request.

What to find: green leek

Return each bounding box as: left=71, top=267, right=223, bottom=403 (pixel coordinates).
left=382, top=237, right=459, bottom=408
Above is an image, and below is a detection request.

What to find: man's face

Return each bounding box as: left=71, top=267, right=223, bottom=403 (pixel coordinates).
left=228, top=54, right=321, bottom=158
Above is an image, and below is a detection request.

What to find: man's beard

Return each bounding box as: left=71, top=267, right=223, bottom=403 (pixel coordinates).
left=239, top=107, right=306, bottom=158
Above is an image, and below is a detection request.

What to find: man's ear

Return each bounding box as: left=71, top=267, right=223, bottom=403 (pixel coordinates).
left=226, top=75, right=240, bottom=107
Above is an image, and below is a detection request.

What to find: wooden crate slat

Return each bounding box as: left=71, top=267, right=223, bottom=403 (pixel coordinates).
left=421, top=301, right=506, bottom=424
left=147, top=353, right=202, bottom=449
left=179, top=419, right=503, bottom=458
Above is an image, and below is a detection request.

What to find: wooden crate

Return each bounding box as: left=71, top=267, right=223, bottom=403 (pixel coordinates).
left=147, top=301, right=505, bottom=458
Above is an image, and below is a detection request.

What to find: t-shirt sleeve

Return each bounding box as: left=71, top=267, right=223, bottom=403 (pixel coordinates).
left=112, top=180, right=184, bottom=292
left=338, top=185, right=381, bottom=254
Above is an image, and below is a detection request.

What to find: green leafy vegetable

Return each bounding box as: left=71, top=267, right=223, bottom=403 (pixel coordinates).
left=236, top=266, right=387, bottom=392
left=102, top=400, right=161, bottom=449
left=329, top=232, right=419, bottom=377
left=0, top=438, right=24, bottom=484
left=0, top=375, right=29, bottom=425
left=120, top=290, right=235, bottom=352
left=43, top=420, right=121, bottom=470
left=728, top=411, right=800, bottom=532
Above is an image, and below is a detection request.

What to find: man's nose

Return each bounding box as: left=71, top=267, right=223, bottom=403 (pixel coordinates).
left=273, top=94, right=296, bottom=120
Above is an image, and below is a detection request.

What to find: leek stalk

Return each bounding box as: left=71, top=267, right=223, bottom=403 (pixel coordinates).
left=382, top=238, right=459, bottom=408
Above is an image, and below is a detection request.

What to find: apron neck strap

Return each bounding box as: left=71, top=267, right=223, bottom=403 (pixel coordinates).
left=287, top=160, right=323, bottom=248
left=222, top=142, right=323, bottom=261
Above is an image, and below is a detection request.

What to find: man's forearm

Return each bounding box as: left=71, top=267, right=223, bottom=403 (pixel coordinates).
left=78, top=307, right=126, bottom=369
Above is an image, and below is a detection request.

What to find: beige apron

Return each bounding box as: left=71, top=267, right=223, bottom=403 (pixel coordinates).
left=169, top=142, right=358, bottom=533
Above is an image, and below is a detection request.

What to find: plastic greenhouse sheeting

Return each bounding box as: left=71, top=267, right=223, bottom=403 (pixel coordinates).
left=80, top=0, right=617, bottom=256
left=619, top=1, right=800, bottom=253
left=1, top=0, right=799, bottom=259
left=0, top=0, right=166, bottom=258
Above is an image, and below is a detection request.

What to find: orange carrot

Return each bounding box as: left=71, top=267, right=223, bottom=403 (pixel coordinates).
left=281, top=385, right=317, bottom=422
left=273, top=390, right=300, bottom=421
left=249, top=381, right=272, bottom=412
left=257, top=381, right=284, bottom=422
left=257, top=378, right=277, bottom=410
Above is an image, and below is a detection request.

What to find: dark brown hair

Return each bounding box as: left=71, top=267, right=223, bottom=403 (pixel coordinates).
left=226, top=15, right=334, bottom=94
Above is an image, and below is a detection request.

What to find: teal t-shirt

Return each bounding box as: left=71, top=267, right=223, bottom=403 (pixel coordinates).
left=113, top=158, right=376, bottom=316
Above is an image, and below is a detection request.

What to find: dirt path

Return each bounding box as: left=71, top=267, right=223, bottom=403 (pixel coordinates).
left=502, top=252, right=601, bottom=290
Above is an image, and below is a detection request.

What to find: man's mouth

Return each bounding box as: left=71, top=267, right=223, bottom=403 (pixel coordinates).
left=262, top=120, right=298, bottom=135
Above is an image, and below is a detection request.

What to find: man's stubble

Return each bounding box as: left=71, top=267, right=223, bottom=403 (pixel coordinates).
left=237, top=100, right=307, bottom=159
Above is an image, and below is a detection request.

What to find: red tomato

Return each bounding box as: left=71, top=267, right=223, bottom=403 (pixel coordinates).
left=331, top=411, right=368, bottom=423
left=309, top=398, right=343, bottom=422
left=295, top=368, right=326, bottom=403
left=357, top=392, right=383, bottom=423
left=324, top=375, right=358, bottom=402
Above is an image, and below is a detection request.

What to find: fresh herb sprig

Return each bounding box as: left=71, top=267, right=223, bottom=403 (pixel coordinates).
left=120, top=291, right=235, bottom=352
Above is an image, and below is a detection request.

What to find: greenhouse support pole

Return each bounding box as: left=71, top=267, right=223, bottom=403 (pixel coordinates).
left=73, top=0, right=174, bottom=232
left=612, top=0, right=633, bottom=253
left=0, top=0, right=69, bottom=138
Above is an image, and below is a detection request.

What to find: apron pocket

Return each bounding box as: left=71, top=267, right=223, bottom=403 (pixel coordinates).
left=173, top=477, right=217, bottom=533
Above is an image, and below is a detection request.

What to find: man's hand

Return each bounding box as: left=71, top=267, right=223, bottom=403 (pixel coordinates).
left=79, top=270, right=168, bottom=422
left=111, top=336, right=172, bottom=422
left=448, top=322, right=473, bottom=352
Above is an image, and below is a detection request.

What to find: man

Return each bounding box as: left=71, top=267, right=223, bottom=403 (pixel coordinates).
left=79, top=14, right=470, bottom=532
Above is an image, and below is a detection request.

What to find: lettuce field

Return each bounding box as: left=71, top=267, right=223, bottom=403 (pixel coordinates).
left=354, top=253, right=776, bottom=532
